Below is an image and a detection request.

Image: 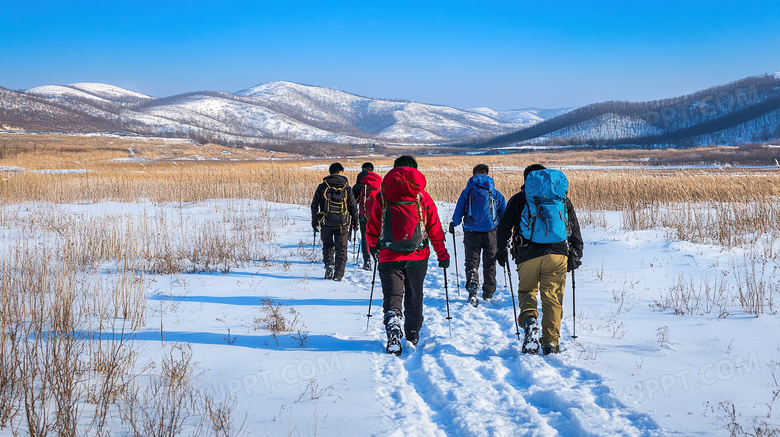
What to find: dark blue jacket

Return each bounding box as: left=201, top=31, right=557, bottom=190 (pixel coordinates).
left=452, top=174, right=507, bottom=232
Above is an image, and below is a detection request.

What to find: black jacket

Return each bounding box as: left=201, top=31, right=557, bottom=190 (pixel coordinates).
left=496, top=187, right=583, bottom=264
left=311, top=174, right=359, bottom=228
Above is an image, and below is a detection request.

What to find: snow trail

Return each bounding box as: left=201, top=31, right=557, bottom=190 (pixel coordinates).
left=370, top=261, right=663, bottom=436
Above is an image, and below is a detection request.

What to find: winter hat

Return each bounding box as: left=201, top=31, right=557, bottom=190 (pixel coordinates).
left=523, top=164, right=546, bottom=180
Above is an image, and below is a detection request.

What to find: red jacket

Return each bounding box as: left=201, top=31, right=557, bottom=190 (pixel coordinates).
left=361, top=171, right=382, bottom=215
left=365, top=167, right=449, bottom=263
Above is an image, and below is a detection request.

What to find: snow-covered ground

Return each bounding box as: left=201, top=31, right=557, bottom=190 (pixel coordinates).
left=1, top=200, right=778, bottom=436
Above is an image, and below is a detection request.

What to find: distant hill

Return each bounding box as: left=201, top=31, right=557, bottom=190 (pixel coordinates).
left=2, top=81, right=568, bottom=150
left=465, top=72, right=780, bottom=150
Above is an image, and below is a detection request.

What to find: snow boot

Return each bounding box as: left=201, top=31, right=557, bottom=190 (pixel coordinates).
left=324, top=265, right=335, bottom=280
left=384, top=309, right=403, bottom=356
left=467, top=280, right=479, bottom=307
left=362, top=259, right=372, bottom=271
left=481, top=290, right=494, bottom=300
left=333, top=274, right=343, bottom=281
left=541, top=344, right=560, bottom=355
left=521, top=317, right=540, bottom=355
left=406, top=330, right=419, bottom=346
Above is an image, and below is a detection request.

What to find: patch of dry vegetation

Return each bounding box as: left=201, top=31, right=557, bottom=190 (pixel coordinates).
left=0, top=133, right=778, bottom=434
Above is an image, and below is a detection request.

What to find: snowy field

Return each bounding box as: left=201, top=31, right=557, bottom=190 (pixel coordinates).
left=1, top=198, right=779, bottom=436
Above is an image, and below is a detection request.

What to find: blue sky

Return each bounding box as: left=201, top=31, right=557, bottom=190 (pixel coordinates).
left=1, top=0, right=779, bottom=109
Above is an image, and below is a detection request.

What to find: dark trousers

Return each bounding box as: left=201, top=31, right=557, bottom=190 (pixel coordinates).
left=379, top=260, right=428, bottom=334
left=321, top=224, right=350, bottom=277
left=359, top=216, right=369, bottom=263
left=463, top=229, right=498, bottom=294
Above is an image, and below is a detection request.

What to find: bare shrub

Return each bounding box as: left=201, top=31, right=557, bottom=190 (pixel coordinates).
left=733, top=252, right=778, bottom=316
left=653, top=273, right=731, bottom=318
left=254, top=297, right=306, bottom=345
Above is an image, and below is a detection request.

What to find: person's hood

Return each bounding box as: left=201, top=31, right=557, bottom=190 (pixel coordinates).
left=381, top=167, right=426, bottom=201
left=467, top=174, right=495, bottom=192
left=323, top=174, right=348, bottom=187
left=362, top=171, right=382, bottom=191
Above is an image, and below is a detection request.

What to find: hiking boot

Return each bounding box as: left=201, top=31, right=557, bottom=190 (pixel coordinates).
left=333, top=274, right=343, bottom=281
left=482, top=291, right=494, bottom=300
left=406, top=330, right=419, bottom=346
left=521, top=317, right=540, bottom=355
left=362, top=259, right=372, bottom=271
left=386, top=336, right=402, bottom=355
left=324, top=265, right=335, bottom=280
left=541, top=344, right=560, bottom=355
left=384, top=310, right=403, bottom=355
left=466, top=280, right=479, bottom=294
left=384, top=310, right=403, bottom=339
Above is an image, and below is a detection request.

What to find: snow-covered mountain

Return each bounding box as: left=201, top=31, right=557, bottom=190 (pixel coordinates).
left=2, top=81, right=567, bottom=147
left=472, top=73, right=780, bottom=150
left=27, top=83, right=153, bottom=103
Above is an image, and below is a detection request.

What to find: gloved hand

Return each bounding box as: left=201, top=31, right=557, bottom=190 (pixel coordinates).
left=496, top=250, right=508, bottom=268
left=448, top=222, right=456, bottom=234
left=438, top=257, right=450, bottom=269
left=369, top=245, right=378, bottom=260
left=351, top=220, right=359, bottom=231
left=311, top=219, right=319, bottom=231
left=567, top=255, right=582, bottom=272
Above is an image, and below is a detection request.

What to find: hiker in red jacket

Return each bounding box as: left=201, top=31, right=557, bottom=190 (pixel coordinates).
left=365, top=155, right=450, bottom=355
left=354, top=168, right=382, bottom=271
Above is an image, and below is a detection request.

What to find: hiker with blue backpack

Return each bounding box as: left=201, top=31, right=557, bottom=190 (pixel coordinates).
left=449, top=164, right=507, bottom=306
left=496, top=164, right=583, bottom=355
left=365, top=155, right=450, bottom=355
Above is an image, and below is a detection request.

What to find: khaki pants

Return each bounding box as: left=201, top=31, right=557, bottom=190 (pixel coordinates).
left=516, top=254, right=567, bottom=346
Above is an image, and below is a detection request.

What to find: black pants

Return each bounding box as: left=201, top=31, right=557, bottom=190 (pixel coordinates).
left=359, top=216, right=369, bottom=263
left=464, top=229, right=498, bottom=294
left=321, top=224, right=350, bottom=277
left=379, top=260, right=428, bottom=334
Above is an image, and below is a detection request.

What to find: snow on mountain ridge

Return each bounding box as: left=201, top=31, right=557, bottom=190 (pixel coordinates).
left=69, top=83, right=152, bottom=101
left=27, top=83, right=152, bottom=102
left=18, top=80, right=567, bottom=145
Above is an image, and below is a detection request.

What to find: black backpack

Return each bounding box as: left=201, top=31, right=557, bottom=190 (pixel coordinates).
left=322, top=181, right=349, bottom=226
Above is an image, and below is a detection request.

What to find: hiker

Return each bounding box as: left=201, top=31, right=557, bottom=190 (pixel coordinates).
left=450, top=164, right=507, bottom=304
left=352, top=162, right=382, bottom=271
left=496, top=164, right=583, bottom=355
left=365, top=155, right=450, bottom=355
left=310, top=162, right=359, bottom=281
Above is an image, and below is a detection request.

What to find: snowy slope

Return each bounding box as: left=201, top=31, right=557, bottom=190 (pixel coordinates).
left=27, top=83, right=152, bottom=103
left=235, top=81, right=533, bottom=143
left=469, top=107, right=575, bottom=126
left=0, top=195, right=778, bottom=435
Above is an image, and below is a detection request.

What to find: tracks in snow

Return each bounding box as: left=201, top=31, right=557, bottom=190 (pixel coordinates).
left=368, top=266, right=662, bottom=436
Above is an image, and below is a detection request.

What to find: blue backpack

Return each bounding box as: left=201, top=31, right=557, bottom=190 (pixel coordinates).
left=520, top=169, right=569, bottom=244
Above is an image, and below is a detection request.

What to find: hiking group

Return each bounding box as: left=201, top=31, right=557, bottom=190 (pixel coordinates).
left=311, top=157, right=583, bottom=356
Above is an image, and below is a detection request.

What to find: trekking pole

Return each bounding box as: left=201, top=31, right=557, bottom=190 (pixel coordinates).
left=450, top=227, right=461, bottom=297
left=366, top=258, right=378, bottom=331
left=571, top=270, right=578, bottom=340
left=443, top=267, right=453, bottom=338
left=311, top=229, right=318, bottom=262
left=352, top=228, right=358, bottom=265
left=505, top=265, right=521, bottom=340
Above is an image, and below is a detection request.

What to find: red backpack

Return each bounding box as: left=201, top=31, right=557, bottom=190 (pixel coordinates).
left=377, top=192, right=428, bottom=254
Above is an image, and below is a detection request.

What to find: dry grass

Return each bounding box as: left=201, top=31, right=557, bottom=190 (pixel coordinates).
left=1, top=133, right=778, bottom=433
